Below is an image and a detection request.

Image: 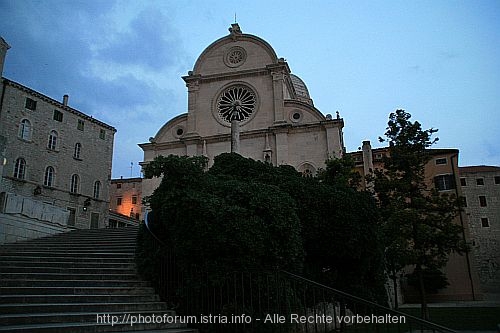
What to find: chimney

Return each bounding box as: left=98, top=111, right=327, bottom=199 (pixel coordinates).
left=0, top=37, right=11, bottom=78
left=63, top=94, right=69, bottom=106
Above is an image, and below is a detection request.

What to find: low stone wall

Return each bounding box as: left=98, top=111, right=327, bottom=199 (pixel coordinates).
left=0, top=192, right=72, bottom=244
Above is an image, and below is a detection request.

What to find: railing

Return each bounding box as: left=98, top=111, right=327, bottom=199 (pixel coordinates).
left=142, top=212, right=456, bottom=333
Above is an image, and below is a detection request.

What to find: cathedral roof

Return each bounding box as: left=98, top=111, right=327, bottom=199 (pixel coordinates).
left=290, top=74, right=311, bottom=100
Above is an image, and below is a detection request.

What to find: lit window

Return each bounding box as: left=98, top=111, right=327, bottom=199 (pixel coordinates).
left=434, top=174, right=455, bottom=191
left=70, top=174, right=79, bottom=194
left=44, top=166, right=55, bottom=187
left=435, top=158, right=447, bottom=165
left=48, top=130, right=58, bottom=150
left=18, top=119, right=32, bottom=140
left=481, top=218, right=489, bottom=228
left=14, top=158, right=26, bottom=179
left=77, top=119, right=84, bottom=131
left=476, top=178, right=484, bottom=186
left=74, top=143, right=82, bottom=159
left=25, top=97, right=37, bottom=110
left=93, top=181, right=101, bottom=199
left=479, top=196, right=487, bottom=207
left=53, top=110, right=63, bottom=122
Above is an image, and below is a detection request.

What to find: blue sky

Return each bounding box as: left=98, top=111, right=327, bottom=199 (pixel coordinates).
left=1, top=0, right=499, bottom=178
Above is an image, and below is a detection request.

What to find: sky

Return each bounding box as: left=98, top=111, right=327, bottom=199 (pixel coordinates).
left=1, top=0, right=499, bottom=178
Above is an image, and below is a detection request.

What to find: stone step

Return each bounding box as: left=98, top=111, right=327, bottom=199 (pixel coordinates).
left=1, top=272, right=139, bottom=280
left=0, top=294, right=159, bottom=304
left=0, top=251, right=135, bottom=258
left=1, top=243, right=137, bottom=250
left=1, top=266, right=136, bottom=275
left=0, top=286, right=155, bottom=296
left=0, top=320, right=190, bottom=332
left=0, top=278, right=150, bottom=288
left=0, top=260, right=135, bottom=269
left=0, top=301, right=169, bottom=314
left=0, top=255, right=136, bottom=264
left=0, top=309, right=175, bottom=326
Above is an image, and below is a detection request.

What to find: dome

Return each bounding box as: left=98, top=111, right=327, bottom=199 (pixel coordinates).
left=290, top=74, right=313, bottom=105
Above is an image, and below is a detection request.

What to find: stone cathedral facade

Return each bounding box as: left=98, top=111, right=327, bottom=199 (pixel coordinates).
left=140, top=24, right=345, bottom=198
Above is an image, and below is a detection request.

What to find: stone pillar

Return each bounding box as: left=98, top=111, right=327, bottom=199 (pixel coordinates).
left=231, top=119, right=240, bottom=153
left=362, top=140, right=374, bottom=191
left=274, top=129, right=289, bottom=165
left=0, top=135, right=6, bottom=193
left=0, top=37, right=10, bottom=77
left=182, top=74, right=201, bottom=137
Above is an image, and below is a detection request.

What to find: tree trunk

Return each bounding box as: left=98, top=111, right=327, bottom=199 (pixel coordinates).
left=391, top=272, right=399, bottom=309
left=416, top=264, right=429, bottom=320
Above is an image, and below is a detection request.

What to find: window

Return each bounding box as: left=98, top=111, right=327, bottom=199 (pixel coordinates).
left=44, top=166, right=55, bottom=187
left=77, top=119, right=84, bottom=131
left=53, top=110, right=63, bottom=122
left=460, top=178, right=467, bottom=186
left=476, top=178, right=484, bottom=186
left=434, top=174, right=456, bottom=191
left=99, top=129, right=106, bottom=140
left=25, top=97, right=37, bottom=110
left=18, top=119, right=32, bottom=140
left=132, top=196, right=137, bottom=204
left=116, top=197, right=122, bottom=206
left=48, top=130, right=58, bottom=150
left=116, top=183, right=122, bottom=189
left=13, top=158, right=26, bottom=179
left=495, top=176, right=500, bottom=185
left=74, top=143, right=82, bottom=159
left=481, top=218, right=490, bottom=228
left=70, top=174, right=79, bottom=194
left=435, top=158, right=447, bottom=165
left=479, top=196, right=487, bottom=207
left=93, top=181, right=101, bottom=199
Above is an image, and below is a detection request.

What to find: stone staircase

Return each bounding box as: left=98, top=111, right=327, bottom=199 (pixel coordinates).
left=0, top=226, right=197, bottom=333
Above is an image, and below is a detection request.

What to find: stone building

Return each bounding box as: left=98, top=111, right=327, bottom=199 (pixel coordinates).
left=0, top=38, right=116, bottom=243
left=109, top=177, right=143, bottom=223
left=350, top=141, right=482, bottom=302
left=459, top=166, right=500, bottom=298
left=139, top=24, right=345, bottom=199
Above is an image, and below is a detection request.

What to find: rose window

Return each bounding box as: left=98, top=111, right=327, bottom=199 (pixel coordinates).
left=217, top=85, right=256, bottom=123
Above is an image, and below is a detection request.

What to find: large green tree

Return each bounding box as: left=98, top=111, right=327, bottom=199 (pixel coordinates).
left=140, top=152, right=386, bottom=303
left=373, top=110, right=467, bottom=318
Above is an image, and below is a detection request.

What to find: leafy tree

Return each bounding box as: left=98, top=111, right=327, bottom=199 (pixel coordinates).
left=373, top=110, right=467, bottom=318
left=140, top=153, right=387, bottom=307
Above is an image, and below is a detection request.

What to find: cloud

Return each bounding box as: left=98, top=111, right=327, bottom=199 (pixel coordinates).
left=95, top=8, right=183, bottom=71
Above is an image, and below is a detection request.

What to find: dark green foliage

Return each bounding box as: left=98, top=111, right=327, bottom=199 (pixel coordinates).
left=139, top=152, right=387, bottom=306
left=373, top=110, right=467, bottom=317
left=407, top=267, right=449, bottom=294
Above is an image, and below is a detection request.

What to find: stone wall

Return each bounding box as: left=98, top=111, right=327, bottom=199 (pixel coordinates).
left=0, top=192, right=71, bottom=244
left=460, top=167, right=500, bottom=297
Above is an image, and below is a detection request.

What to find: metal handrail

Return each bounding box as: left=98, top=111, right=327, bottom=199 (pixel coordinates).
left=140, top=211, right=457, bottom=333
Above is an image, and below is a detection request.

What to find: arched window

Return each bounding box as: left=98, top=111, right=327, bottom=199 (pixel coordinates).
left=93, top=181, right=101, bottom=199
left=70, top=174, right=79, bottom=194
left=14, top=158, right=26, bottom=179
left=18, top=119, right=32, bottom=140
left=74, top=143, right=82, bottom=159
left=48, top=130, right=58, bottom=150
left=44, top=166, right=55, bottom=187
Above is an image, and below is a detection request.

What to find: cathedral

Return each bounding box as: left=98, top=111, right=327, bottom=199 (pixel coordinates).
left=139, top=24, right=344, bottom=198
